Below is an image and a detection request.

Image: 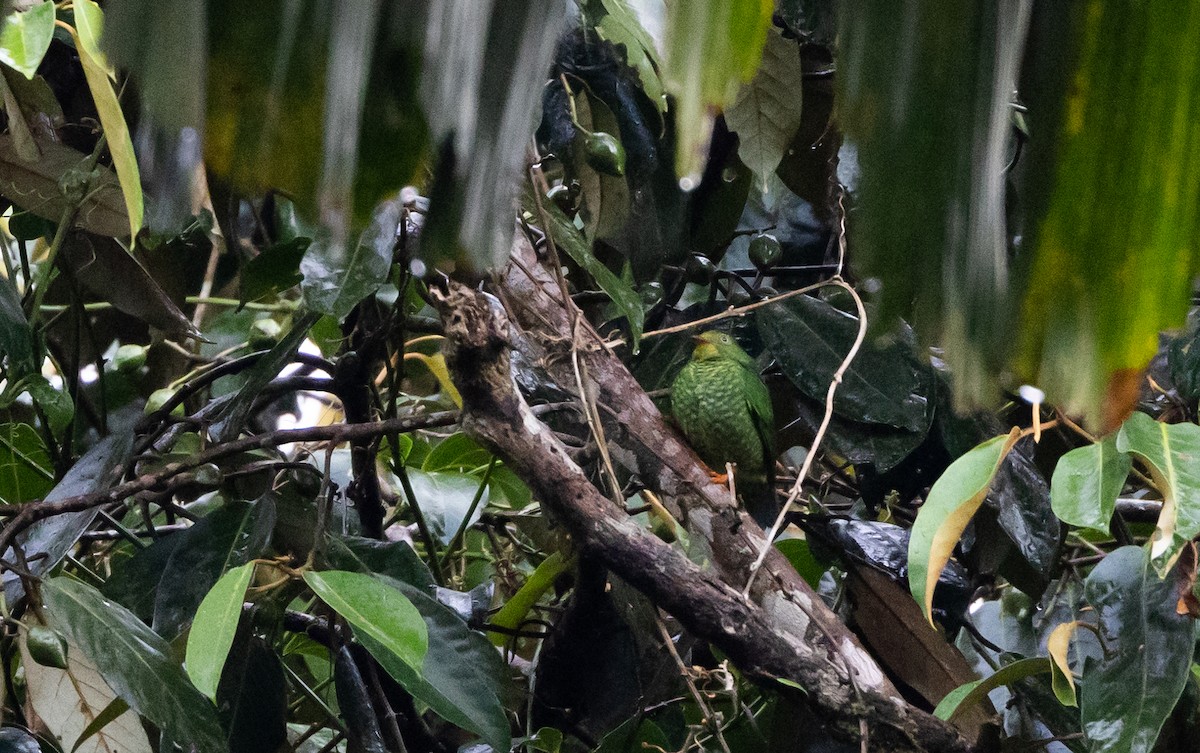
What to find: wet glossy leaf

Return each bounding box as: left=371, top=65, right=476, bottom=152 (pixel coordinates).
left=838, top=2, right=1023, bottom=407
left=101, top=532, right=183, bottom=621
left=185, top=562, right=254, bottom=701
left=909, top=429, right=1020, bottom=622
left=21, top=375, right=73, bottom=434
left=360, top=576, right=511, bottom=752
left=0, top=271, right=33, bottom=374
left=934, top=657, right=1050, bottom=722
left=301, top=196, right=399, bottom=320
left=724, top=27, right=804, bottom=191
left=4, top=433, right=133, bottom=604
left=241, top=237, right=310, bottom=304
left=1115, top=412, right=1200, bottom=574
left=0, top=134, right=128, bottom=237
left=0, top=422, right=53, bottom=505
left=985, top=437, right=1060, bottom=575
left=535, top=194, right=645, bottom=350
left=786, top=395, right=926, bottom=473
left=420, top=0, right=567, bottom=270
left=303, top=570, right=427, bottom=671
left=71, top=0, right=143, bottom=236
left=20, top=620, right=150, bottom=753
left=661, top=0, right=773, bottom=180
left=393, top=468, right=488, bottom=545
left=0, top=1, right=54, bottom=79
left=1018, top=5, right=1200, bottom=429
left=327, top=535, right=436, bottom=590
left=153, top=498, right=274, bottom=638
left=0, top=727, right=41, bottom=753
left=217, top=637, right=287, bottom=753
left=42, top=577, right=225, bottom=752
left=1051, top=436, right=1132, bottom=535
left=592, top=0, right=665, bottom=112
left=1081, top=547, right=1193, bottom=753
left=758, top=294, right=934, bottom=432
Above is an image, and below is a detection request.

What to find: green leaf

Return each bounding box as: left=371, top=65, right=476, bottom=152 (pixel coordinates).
left=593, top=0, right=665, bottom=112
left=0, top=422, right=53, bottom=505
left=20, top=374, right=73, bottom=434
left=1017, top=5, right=1200, bottom=428
left=1050, top=436, right=1132, bottom=535
left=773, top=538, right=826, bottom=588
left=422, top=433, right=492, bottom=473
left=908, top=428, right=1020, bottom=622
left=1115, top=412, right=1200, bottom=574
left=0, top=270, right=34, bottom=374
left=241, top=237, right=310, bottom=304
left=300, top=196, right=399, bottom=320
left=70, top=0, right=143, bottom=237
left=185, top=562, right=255, bottom=701
left=153, top=498, right=274, bottom=638
left=535, top=195, right=644, bottom=350
left=757, top=294, right=934, bottom=432
left=216, top=637, right=286, bottom=753
left=359, top=577, right=511, bottom=752
left=837, top=2, right=1024, bottom=407
left=4, top=433, right=133, bottom=604
left=661, top=0, right=773, bottom=180
left=1081, top=546, right=1194, bottom=753
left=303, top=570, right=427, bottom=671
left=724, top=27, right=804, bottom=191
left=327, top=534, right=437, bottom=591
left=490, top=551, right=572, bottom=645
left=933, top=657, right=1050, bottom=721
left=0, top=1, right=55, bottom=79
left=392, top=468, right=488, bottom=546
left=42, top=577, right=225, bottom=753
left=1046, top=620, right=1078, bottom=708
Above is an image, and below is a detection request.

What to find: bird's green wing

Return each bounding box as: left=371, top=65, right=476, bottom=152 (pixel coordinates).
left=741, top=365, right=775, bottom=475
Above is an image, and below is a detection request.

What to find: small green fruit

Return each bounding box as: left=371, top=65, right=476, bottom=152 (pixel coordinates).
left=113, top=344, right=147, bottom=373
left=26, top=625, right=68, bottom=669
left=683, top=254, right=717, bottom=284
left=584, top=131, right=626, bottom=177
left=146, top=387, right=183, bottom=416
left=748, top=233, right=783, bottom=269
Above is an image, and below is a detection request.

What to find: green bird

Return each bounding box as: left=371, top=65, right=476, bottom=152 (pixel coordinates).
left=670, top=330, right=777, bottom=526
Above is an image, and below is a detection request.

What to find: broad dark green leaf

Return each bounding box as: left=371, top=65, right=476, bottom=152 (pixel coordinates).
left=838, top=1, right=1023, bottom=407
left=153, top=498, right=275, bottom=638
left=20, top=375, right=73, bottom=434
left=217, top=636, right=287, bottom=753
left=0, top=2, right=56, bottom=79
left=240, top=237, right=310, bottom=304
left=210, top=310, right=320, bottom=442
left=102, top=532, right=184, bottom=621
left=758, top=294, right=934, bottom=432
left=1017, top=4, right=1200, bottom=429
left=0, top=422, right=53, bottom=505
left=1081, top=547, right=1193, bottom=753
left=42, top=577, right=225, bottom=753
left=186, top=562, right=255, bottom=700
left=536, top=196, right=645, bottom=350
left=661, top=0, right=773, bottom=179
left=422, top=432, right=492, bottom=473
left=1115, top=412, right=1200, bottom=575
left=0, top=271, right=34, bottom=374
left=300, top=197, right=399, bottom=320
left=933, top=657, right=1051, bottom=722
left=359, top=576, right=511, bottom=752
left=420, top=0, right=567, bottom=270
left=984, top=437, right=1060, bottom=575
left=1051, top=436, right=1132, bottom=534
left=4, top=433, right=133, bottom=605
left=303, top=570, right=427, bottom=671
left=327, top=534, right=436, bottom=590
left=785, top=395, right=926, bottom=474
left=392, top=468, right=488, bottom=545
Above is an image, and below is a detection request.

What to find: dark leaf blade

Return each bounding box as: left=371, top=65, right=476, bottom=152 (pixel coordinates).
left=240, top=237, right=310, bottom=304
left=300, top=197, right=400, bottom=321
left=1081, top=547, right=1194, bottom=753
left=153, top=498, right=275, bottom=639
left=303, top=570, right=427, bottom=672
left=0, top=422, right=54, bottom=505
left=4, top=432, right=134, bottom=604
left=0, top=271, right=34, bottom=374
left=42, top=577, right=226, bottom=753
left=758, top=294, right=933, bottom=431
left=327, top=535, right=436, bottom=590
left=217, top=636, right=287, bottom=753
left=984, top=437, right=1060, bottom=576
left=359, top=577, right=511, bottom=752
